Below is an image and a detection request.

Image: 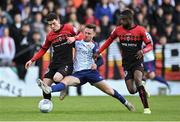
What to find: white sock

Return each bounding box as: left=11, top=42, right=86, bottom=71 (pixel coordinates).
left=124, top=100, right=128, bottom=105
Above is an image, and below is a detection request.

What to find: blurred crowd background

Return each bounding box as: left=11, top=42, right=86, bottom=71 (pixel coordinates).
left=0, top=0, right=179, bottom=80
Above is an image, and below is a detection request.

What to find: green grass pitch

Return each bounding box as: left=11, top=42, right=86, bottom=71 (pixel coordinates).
left=0, top=96, right=180, bottom=121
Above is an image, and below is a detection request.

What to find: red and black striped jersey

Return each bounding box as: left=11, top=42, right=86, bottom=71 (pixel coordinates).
left=99, top=25, right=153, bottom=69
left=31, top=24, right=77, bottom=68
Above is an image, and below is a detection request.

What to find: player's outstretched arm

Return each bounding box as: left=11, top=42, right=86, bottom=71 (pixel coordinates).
left=67, top=32, right=84, bottom=44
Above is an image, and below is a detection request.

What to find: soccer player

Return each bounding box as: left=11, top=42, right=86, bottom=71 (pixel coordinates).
left=94, top=9, right=152, bottom=114
left=143, top=33, right=170, bottom=92
left=25, top=13, right=83, bottom=100
left=37, top=24, right=135, bottom=112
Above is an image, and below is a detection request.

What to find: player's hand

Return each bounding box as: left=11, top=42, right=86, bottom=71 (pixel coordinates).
left=135, top=50, right=143, bottom=59
left=67, top=37, right=75, bottom=44
left=25, top=60, right=33, bottom=69
left=91, top=63, right=97, bottom=70
left=93, top=51, right=100, bottom=61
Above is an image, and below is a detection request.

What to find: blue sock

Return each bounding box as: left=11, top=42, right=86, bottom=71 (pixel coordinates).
left=113, top=89, right=126, bottom=104
left=154, top=76, right=169, bottom=87
left=51, top=82, right=65, bottom=92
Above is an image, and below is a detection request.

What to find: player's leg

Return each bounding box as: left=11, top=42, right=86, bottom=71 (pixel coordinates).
left=37, top=67, right=65, bottom=94
left=38, top=75, right=80, bottom=94
left=141, top=80, right=151, bottom=98
left=125, top=79, right=137, bottom=94
left=59, top=76, right=81, bottom=100
left=134, top=69, right=151, bottom=114
left=93, top=80, right=135, bottom=111
left=53, top=72, right=64, bottom=82
left=76, top=86, right=82, bottom=96
left=37, top=67, right=56, bottom=100
left=37, top=78, right=53, bottom=99
left=54, top=65, right=73, bottom=83
left=37, top=78, right=53, bottom=94
left=124, top=70, right=137, bottom=94
left=148, top=71, right=170, bottom=90
left=55, top=65, right=74, bottom=100
left=146, top=60, right=170, bottom=92
left=52, top=72, right=67, bottom=97
left=87, top=70, right=135, bottom=111
left=142, top=61, right=154, bottom=97
left=52, top=76, right=80, bottom=92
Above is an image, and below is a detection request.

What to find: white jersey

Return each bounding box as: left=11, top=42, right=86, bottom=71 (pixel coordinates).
left=73, top=40, right=98, bottom=72
left=143, top=33, right=155, bottom=62
left=0, top=37, right=15, bottom=60
left=144, top=50, right=155, bottom=62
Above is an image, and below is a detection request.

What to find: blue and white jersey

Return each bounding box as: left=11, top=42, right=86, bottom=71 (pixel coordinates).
left=73, top=40, right=98, bottom=72
left=143, top=33, right=155, bottom=62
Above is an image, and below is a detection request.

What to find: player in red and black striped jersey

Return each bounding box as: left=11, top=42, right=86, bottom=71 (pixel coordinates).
left=25, top=13, right=83, bottom=100
left=94, top=9, right=152, bottom=114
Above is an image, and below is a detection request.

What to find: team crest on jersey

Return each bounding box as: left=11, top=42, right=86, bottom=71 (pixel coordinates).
left=58, top=36, right=62, bottom=41
left=53, top=34, right=71, bottom=43
left=126, top=36, right=130, bottom=41
left=125, top=33, right=132, bottom=41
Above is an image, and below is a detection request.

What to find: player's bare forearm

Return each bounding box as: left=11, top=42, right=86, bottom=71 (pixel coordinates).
left=25, top=60, right=33, bottom=69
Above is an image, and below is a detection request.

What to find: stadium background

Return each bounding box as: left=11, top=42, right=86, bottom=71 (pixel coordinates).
left=0, top=0, right=180, bottom=96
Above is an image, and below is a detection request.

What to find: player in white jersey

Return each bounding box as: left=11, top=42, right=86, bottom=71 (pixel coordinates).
left=143, top=33, right=170, bottom=91
left=37, top=24, right=135, bottom=111
left=0, top=27, right=15, bottom=66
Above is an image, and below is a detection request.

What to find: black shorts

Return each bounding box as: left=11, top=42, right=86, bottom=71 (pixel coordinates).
left=124, top=63, right=144, bottom=81
left=44, top=65, right=73, bottom=79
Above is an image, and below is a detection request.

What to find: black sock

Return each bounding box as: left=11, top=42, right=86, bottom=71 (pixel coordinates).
left=137, top=85, right=149, bottom=108
left=43, top=91, right=51, bottom=100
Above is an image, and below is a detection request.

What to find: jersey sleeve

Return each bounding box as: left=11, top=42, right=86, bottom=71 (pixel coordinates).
left=74, top=32, right=84, bottom=40
left=93, top=42, right=104, bottom=67
left=99, top=27, right=117, bottom=53
left=95, top=55, right=104, bottom=67
left=141, top=27, right=153, bottom=54
left=92, top=42, right=99, bottom=54
left=31, top=36, right=51, bottom=62
left=66, top=24, right=84, bottom=40
left=66, top=24, right=78, bottom=35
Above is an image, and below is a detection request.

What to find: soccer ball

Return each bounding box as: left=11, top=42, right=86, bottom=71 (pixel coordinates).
left=38, top=99, right=53, bottom=113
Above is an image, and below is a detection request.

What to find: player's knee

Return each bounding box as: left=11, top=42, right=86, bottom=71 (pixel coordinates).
left=127, top=88, right=136, bottom=94
left=53, top=74, right=63, bottom=82
left=134, top=77, right=141, bottom=84
left=73, top=80, right=80, bottom=85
